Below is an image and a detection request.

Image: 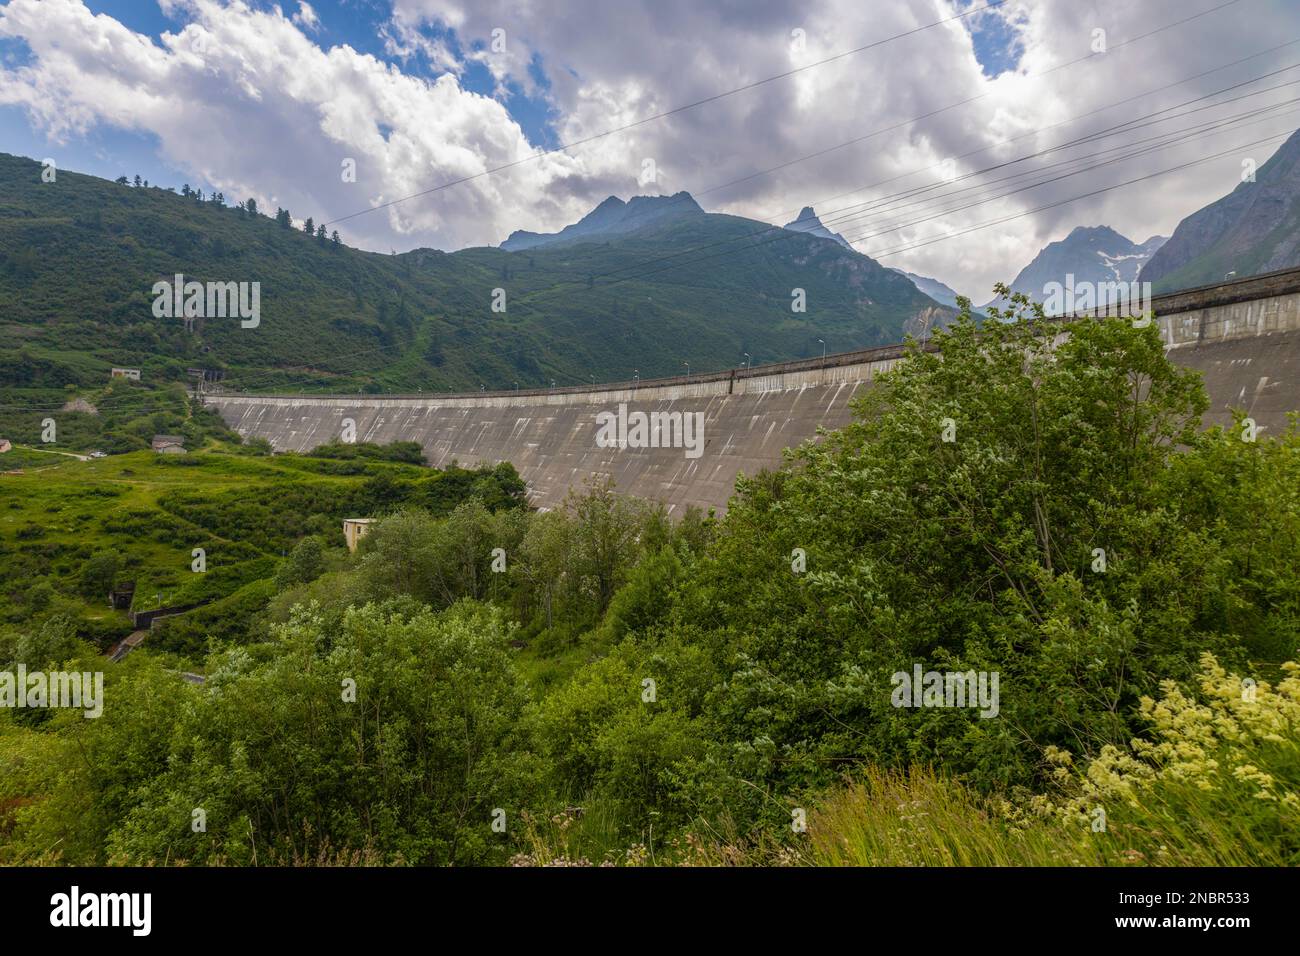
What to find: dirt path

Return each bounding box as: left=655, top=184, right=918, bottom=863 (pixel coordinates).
left=29, top=447, right=90, bottom=461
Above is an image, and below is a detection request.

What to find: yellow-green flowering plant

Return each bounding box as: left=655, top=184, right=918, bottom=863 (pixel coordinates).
left=1024, top=653, right=1300, bottom=865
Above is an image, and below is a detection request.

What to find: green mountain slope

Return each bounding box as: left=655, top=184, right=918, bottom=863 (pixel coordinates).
left=1139, top=128, right=1300, bottom=292
left=0, top=151, right=948, bottom=398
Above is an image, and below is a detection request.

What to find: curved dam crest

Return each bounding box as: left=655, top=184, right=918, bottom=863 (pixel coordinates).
left=207, top=269, right=1300, bottom=514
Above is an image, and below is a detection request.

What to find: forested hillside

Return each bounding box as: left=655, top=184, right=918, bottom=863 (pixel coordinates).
left=0, top=152, right=947, bottom=399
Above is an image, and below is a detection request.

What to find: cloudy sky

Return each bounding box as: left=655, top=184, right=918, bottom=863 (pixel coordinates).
left=2, top=0, right=1298, bottom=298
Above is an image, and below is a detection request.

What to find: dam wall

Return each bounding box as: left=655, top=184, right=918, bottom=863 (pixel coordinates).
left=207, top=268, right=1300, bottom=514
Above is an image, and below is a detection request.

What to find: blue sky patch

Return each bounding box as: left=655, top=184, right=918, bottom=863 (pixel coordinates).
left=968, top=12, right=1024, bottom=78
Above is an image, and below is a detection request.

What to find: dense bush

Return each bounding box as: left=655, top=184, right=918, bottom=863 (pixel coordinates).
left=7, top=602, right=536, bottom=865
left=306, top=440, right=427, bottom=465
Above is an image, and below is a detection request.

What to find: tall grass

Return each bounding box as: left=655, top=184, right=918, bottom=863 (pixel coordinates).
left=508, top=798, right=637, bottom=866
left=801, top=767, right=1091, bottom=866
left=671, top=760, right=1295, bottom=868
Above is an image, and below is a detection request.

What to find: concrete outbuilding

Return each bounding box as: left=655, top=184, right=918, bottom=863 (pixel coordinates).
left=343, top=518, right=375, bottom=552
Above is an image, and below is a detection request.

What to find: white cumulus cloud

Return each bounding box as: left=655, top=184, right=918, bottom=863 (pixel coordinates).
left=291, top=2, right=318, bottom=33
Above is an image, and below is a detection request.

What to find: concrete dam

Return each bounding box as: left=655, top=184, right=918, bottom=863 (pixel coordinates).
left=207, top=268, right=1300, bottom=515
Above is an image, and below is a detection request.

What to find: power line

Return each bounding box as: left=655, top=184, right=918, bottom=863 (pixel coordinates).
left=842, top=103, right=1300, bottom=245
left=810, top=81, right=1300, bottom=240
left=801, top=99, right=1300, bottom=250
left=580, top=54, right=1300, bottom=283
left=589, top=70, right=1300, bottom=284
left=753, top=33, right=1297, bottom=227
left=323, top=1, right=1014, bottom=227
left=855, top=130, right=1294, bottom=258
left=692, top=0, right=1246, bottom=207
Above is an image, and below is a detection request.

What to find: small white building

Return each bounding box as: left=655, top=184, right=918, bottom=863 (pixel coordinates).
left=111, top=367, right=142, bottom=381
left=343, top=518, right=376, bottom=552
left=151, top=434, right=186, bottom=454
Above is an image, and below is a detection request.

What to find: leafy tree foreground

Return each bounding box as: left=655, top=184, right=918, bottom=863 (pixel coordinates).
left=2, top=302, right=1297, bottom=866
